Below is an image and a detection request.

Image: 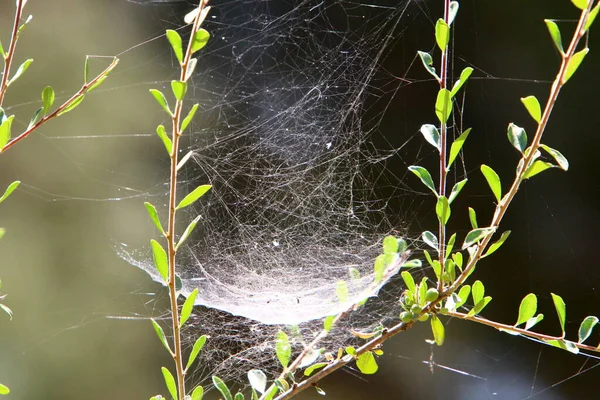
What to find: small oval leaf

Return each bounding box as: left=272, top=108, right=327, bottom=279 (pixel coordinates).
left=176, top=184, right=212, bottom=210
left=520, top=95, right=542, bottom=123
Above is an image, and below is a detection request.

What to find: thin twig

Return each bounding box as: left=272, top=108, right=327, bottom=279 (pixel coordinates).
left=165, top=1, right=209, bottom=398
left=0, top=0, right=25, bottom=108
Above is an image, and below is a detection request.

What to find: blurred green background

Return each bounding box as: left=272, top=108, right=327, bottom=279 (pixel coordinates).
left=0, top=1, right=599, bottom=399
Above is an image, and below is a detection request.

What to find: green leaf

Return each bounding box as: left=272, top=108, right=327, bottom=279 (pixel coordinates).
left=171, top=80, right=187, bottom=101
left=27, top=107, right=43, bottom=130
left=234, top=392, right=244, bottom=400
left=585, top=3, right=600, bottom=31
left=84, top=56, right=90, bottom=83
left=176, top=184, right=212, bottom=210
left=436, top=196, right=451, bottom=225
left=42, top=86, right=55, bottom=115
left=248, top=370, right=267, bottom=394
left=185, top=335, right=207, bottom=370
left=448, top=179, right=467, bottom=204
left=571, top=0, right=589, bottom=10
left=520, top=95, right=542, bottom=123
left=452, top=252, right=463, bottom=270
left=0, top=384, right=9, bottom=395
left=275, top=330, right=291, bottom=369
left=551, top=293, right=566, bottom=335
left=456, top=285, right=471, bottom=308
left=165, top=30, right=183, bottom=64
left=563, top=48, right=589, bottom=83
left=402, top=259, right=422, bottom=268
left=468, top=207, right=478, bottom=229
left=408, top=166, right=437, bottom=195
left=420, top=124, right=441, bottom=152
left=401, top=271, right=416, bottom=294
left=161, top=367, right=177, bottom=400
left=448, top=128, right=471, bottom=168
left=507, top=123, right=527, bottom=154
left=191, top=29, right=210, bottom=53
left=181, top=104, right=199, bottom=133
left=435, top=19, right=450, bottom=51
left=446, top=233, right=457, bottom=256
left=525, top=314, right=545, bottom=330
left=435, top=88, right=452, bottom=124
left=176, top=215, right=201, bottom=251
left=0, top=115, right=15, bottom=149
left=522, top=161, right=554, bottom=179
left=544, top=339, right=579, bottom=355
left=304, top=363, right=328, bottom=377
left=516, top=293, right=537, bottom=326
left=191, top=386, right=204, bottom=400
left=467, top=296, right=492, bottom=317
left=0, top=40, right=4, bottom=58
left=179, top=288, right=198, bottom=327
left=0, top=181, right=20, bottom=204
left=155, top=125, right=172, bottom=153
left=149, top=89, right=172, bottom=116
left=7, top=59, right=33, bottom=86
left=336, top=280, right=349, bottom=303
left=86, top=75, right=108, bottom=93
left=57, top=94, right=85, bottom=116
left=462, top=227, right=495, bottom=250
left=144, top=202, right=165, bottom=234
left=417, top=51, right=440, bottom=81
left=450, top=67, right=473, bottom=97
left=472, top=280, right=484, bottom=305
left=422, top=231, right=438, bottom=251
left=448, top=1, right=459, bottom=25
left=150, top=319, right=171, bottom=353
left=382, top=235, right=399, bottom=254
left=578, top=316, right=599, bottom=343
left=430, top=315, right=445, bottom=346
left=356, top=351, right=378, bottom=374
left=544, top=20, right=564, bottom=54
left=0, top=303, right=13, bottom=320
left=150, top=239, right=169, bottom=282
left=483, top=230, right=511, bottom=257
left=177, top=150, right=195, bottom=171
left=540, top=144, right=569, bottom=171
left=212, top=376, right=233, bottom=400
left=480, top=165, right=502, bottom=203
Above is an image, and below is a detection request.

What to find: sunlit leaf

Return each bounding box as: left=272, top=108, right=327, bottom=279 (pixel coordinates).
left=571, top=0, right=589, bottom=10
left=304, top=363, right=328, bottom=377
left=191, top=386, right=204, bottom=400
left=176, top=184, right=212, bottom=209
left=191, top=29, right=210, bottom=53
left=551, top=293, right=566, bottom=335
left=435, top=88, right=452, bottom=124
left=420, top=124, right=441, bottom=152
left=212, top=376, right=233, bottom=400
left=450, top=67, right=473, bottom=97
left=544, top=339, right=579, bottom=354
left=275, top=330, right=291, bottom=369
left=578, top=316, right=599, bottom=343
left=336, top=280, right=349, bottom=303
left=180, top=288, right=198, bottom=327
left=520, top=95, right=542, bottom=123
left=507, top=123, right=527, bottom=153
left=563, top=48, right=589, bottom=83
left=0, top=115, right=15, bottom=150
left=483, top=230, right=511, bottom=257
left=144, top=202, right=165, bottom=234
left=468, top=207, right=478, bottom=229
left=436, top=196, right=451, bottom=225
left=456, top=285, right=471, bottom=308
left=525, top=314, right=544, bottom=330
left=150, top=319, right=171, bottom=353
left=7, top=59, right=33, bottom=86
left=462, top=227, right=495, bottom=250
left=165, top=29, right=183, bottom=64
left=472, top=280, right=485, bottom=305
left=356, top=351, right=378, bottom=374
left=171, top=80, right=187, bottom=101
left=467, top=296, right=492, bottom=317
left=176, top=215, right=201, bottom=251
left=57, top=94, right=85, bottom=116
left=0, top=181, right=20, bottom=204
left=430, top=315, right=445, bottom=346
left=401, top=271, right=416, bottom=294
left=41, top=86, right=55, bottom=115
left=540, top=144, right=569, bottom=171
left=150, top=239, right=168, bottom=282
left=248, top=370, right=267, bottom=394
left=516, top=293, right=537, bottom=326
left=522, top=160, right=554, bottom=179
left=448, top=1, right=459, bottom=25
left=417, top=51, right=440, bottom=81
left=0, top=384, right=9, bottom=395
left=435, top=18, right=450, bottom=51
left=544, top=20, right=564, bottom=54
left=585, top=3, right=600, bottom=31
left=480, top=165, right=502, bottom=203
left=155, top=125, right=172, bottom=153
left=185, top=335, right=207, bottom=370
left=422, top=231, right=438, bottom=251
left=149, top=89, right=172, bottom=116
left=382, top=235, right=399, bottom=254
left=408, top=166, right=437, bottom=195
left=181, top=104, right=199, bottom=133
left=161, top=367, right=177, bottom=400
left=448, top=128, right=471, bottom=168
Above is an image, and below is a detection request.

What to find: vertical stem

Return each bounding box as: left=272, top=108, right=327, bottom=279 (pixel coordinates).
left=166, top=1, right=209, bottom=398
left=437, top=0, right=451, bottom=291
left=0, top=0, right=25, bottom=108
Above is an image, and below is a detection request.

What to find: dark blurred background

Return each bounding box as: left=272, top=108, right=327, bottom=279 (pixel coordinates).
left=0, top=0, right=599, bottom=399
